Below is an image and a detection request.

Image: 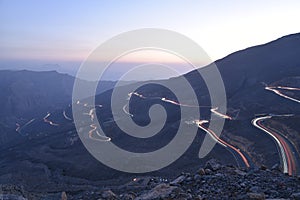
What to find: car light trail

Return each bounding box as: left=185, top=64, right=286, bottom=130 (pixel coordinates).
left=63, top=110, right=72, bottom=121
left=15, top=119, right=35, bottom=134
left=210, top=107, right=233, bottom=120
left=194, top=120, right=250, bottom=168
left=123, top=104, right=134, bottom=117
left=265, top=86, right=300, bottom=103
left=252, top=115, right=297, bottom=175
left=127, top=92, right=230, bottom=119
left=88, top=124, right=111, bottom=142
left=43, top=113, right=59, bottom=126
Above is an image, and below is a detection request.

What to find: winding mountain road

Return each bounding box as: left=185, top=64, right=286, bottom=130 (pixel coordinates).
left=15, top=118, right=35, bottom=134
left=194, top=120, right=250, bottom=168
left=265, top=86, right=300, bottom=103
left=88, top=123, right=111, bottom=142
left=252, top=115, right=297, bottom=175
left=43, top=113, right=59, bottom=126
left=63, top=110, right=73, bottom=121
left=127, top=91, right=231, bottom=120
left=83, top=103, right=111, bottom=142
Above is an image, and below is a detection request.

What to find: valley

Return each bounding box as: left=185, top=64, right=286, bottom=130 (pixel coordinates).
left=0, top=33, right=299, bottom=197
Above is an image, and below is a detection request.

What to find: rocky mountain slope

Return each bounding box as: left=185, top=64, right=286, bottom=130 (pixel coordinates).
left=0, top=33, right=300, bottom=199
left=1, top=160, right=299, bottom=200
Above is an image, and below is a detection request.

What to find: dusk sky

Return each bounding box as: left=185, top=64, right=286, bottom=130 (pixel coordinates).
left=0, top=0, right=299, bottom=77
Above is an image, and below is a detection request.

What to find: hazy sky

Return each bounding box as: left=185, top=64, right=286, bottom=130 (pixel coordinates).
left=0, top=0, right=299, bottom=77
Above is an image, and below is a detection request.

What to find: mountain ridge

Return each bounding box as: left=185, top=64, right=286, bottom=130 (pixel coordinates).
left=0, top=32, right=299, bottom=196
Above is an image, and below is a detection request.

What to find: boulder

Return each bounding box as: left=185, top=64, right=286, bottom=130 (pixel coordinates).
left=61, top=191, right=67, bottom=200
left=101, top=190, right=118, bottom=200
left=291, top=192, right=300, bottom=200
left=170, top=175, right=186, bottom=185
left=135, top=183, right=180, bottom=200
left=197, top=168, right=206, bottom=175
left=247, top=192, right=265, bottom=200
left=205, top=159, right=221, bottom=171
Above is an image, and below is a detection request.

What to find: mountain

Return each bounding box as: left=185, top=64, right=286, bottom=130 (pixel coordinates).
left=3, top=159, right=299, bottom=199
left=0, top=70, right=73, bottom=119
left=0, top=70, right=120, bottom=147
left=0, top=70, right=120, bottom=123
left=0, top=33, right=299, bottom=195
left=94, top=33, right=300, bottom=173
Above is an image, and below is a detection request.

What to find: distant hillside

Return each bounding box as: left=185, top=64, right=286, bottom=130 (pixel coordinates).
left=0, top=70, right=73, bottom=119
left=0, top=70, right=117, bottom=123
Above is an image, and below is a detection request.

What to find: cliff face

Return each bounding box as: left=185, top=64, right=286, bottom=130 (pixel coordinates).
left=0, top=70, right=117, bottom=125
left=0, top=70, right=74, bottom=120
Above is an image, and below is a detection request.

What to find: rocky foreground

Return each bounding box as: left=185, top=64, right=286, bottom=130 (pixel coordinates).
left=1, top=160, right=300, bottom=200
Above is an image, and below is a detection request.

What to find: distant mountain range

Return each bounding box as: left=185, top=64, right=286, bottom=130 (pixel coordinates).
left=0, top=70, right=130, bottom=121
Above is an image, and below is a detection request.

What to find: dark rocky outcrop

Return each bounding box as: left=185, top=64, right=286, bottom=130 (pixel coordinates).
left=1, top=160, right=299, bottom=200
